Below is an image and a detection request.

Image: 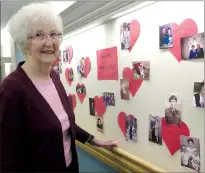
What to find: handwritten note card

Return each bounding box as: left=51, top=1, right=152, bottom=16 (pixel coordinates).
left=96, top=46, right=118, bottom=80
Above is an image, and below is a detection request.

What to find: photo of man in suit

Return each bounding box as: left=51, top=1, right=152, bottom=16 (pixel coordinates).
left=193, top=82, right=204, bottom=108
left=196, top=44, right=204, bottom=59
left=165, top=94, right=181, bottom=127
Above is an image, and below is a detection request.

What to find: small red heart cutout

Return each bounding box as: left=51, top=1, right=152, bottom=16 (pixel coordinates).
left=122, top=67, right=143, bottom=97
left=94, top=96, right=106, bottom=115
left=84, top=57, right=91, bottom=78
left=118, top=112, right=135, bottom=137
left=128, top=20, right=140, bottom=52
left=76, top=84, right=86, bottom=103
left=168, top=19, right=198, bottom=62
left=66, top=46, right=73, bottom=64
left=65, top=68, right=73, bottom=86
left=68, top=94, right=77, bottom=111
left=162, top=117, right=190, bottom=155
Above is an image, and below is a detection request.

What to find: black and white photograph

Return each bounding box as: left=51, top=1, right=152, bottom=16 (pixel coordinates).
left=132, top=61, right=150, bottom=80
left=193, top=82, right=204, bottom=108
left=165, top=93, right=182, bottom=127
left=68, top=69, right=73, bottom=81
left=120, top=79, right=130, bottom=100
left=148, top=114, right=162, bottom=145
left=89, top=98, right=95, bottom=116
left=181, top=32, right=204, bottom=60
left=159, top=24, right=173, bottom=49
left=180, top=136, right=200, bottom=172
left=63, top=50, right=68, bottom=62
left=76, top=85, right=86, bottom=94
left=120, top=22, right=131, bottom=50
left=102, top=92, right=115, bottom=106
left=125, top=116, right=137, bottom=142
left=96, top=116, right=103, bottom=133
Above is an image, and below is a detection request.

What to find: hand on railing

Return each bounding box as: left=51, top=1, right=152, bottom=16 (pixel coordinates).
left=90, top=138, right=119, bottom=150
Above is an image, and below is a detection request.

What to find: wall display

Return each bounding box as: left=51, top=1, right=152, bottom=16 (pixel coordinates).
left=122, top=67, right=143, bottom=97
left=52, top=50, right=62, bottom=75
left=120, top=79, right=130, bottom=100
left=148, top=114, right=162, bottom=145
left=94, top=96, right=107, bottom=116
left=96, top=46, right=118, bottom=80
left=180, top=136, right=200, bottom=172
left=68, top=94, right=77, bottom=111
left=65, top=68, right=74, bottom=86
left=168, top=19, right=198, bottom=62
left=102, top=92, right=115, bottom=106
left=165, top=93, right=182, bottom=127
left=76, top=84, right=86, bottom=103
left=120, top=19, right=140, bottom=52
left=63, top=46, right=73, bottom=64
left=181, top=32, right=204, bottom=60
left=77, top=57, right=91, bottom=78
left=132, top=61, right=150, bottom=80
left=89, top=98, right=95, bottom=116
left=96, top=116, right=104, bottom=133
left=193, top=81, right=204, bottom=108
left=159, top=24, right=173, bottom=49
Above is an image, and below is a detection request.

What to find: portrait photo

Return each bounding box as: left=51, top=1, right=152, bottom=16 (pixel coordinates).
left=132, top=61, right=150, bottom=80
left=76, top=85, right=86, bottom=94
left=120, top=79, right=130, bottom=100
left=89, top=98, right=95, bottom=116
left=68, top=69, right=73, bottom=81
left=148, top=114, right=162, bottom=145
left=102, top=92, right=115, bottom=106
left=77, top=58, right=86, bottom=77
left=165, top=93, right=182, bottom=127
left=96, top=116, right=103, bottom=133
left=193, top=82, right=204, bottom=108
left=120, top=22, right=131, bottom=50
left=181, top=32, right=204, bottom=60
left=63, top=50, right=68, bottom=62
left=125, top=116, right=137, bottom=142
left=180, top=136, right=200, bottom=172
left=159, top=24, right=173, bottom=49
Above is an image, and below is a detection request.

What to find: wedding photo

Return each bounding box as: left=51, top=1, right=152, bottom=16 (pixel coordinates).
left=126, top=116, right=137, bottom=142
left=120, top=22, right=131, bottom=50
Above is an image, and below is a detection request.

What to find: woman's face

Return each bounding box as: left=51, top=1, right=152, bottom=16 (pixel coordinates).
left=27, top=23, right=61, bottom=65
left=188, top=141, right=194, bottom=148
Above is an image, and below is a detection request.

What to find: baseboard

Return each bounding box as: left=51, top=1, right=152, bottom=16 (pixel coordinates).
left=75, top=140, right=167, bottom=173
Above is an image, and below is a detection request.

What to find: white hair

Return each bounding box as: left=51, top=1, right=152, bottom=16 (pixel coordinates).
left=7, top=3, right=63, bottom=55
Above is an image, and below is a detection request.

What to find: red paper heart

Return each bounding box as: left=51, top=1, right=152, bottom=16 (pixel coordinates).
left=84, top=57, right=91, bottom=78
left=118, top=112, right=135, bottom=136
left=65, top=68, right=73, bottom=86
left=76, top=84, right=86, bottom=103
left=128, top=19, right=140, bottom=52
left=168, top=19, right=198, bottom=62
left=94, top=96, right=106, bottom=116
left=66, top=46, right=73, bottom=64
left=68, top=94, right=77, bottom=111
left=162, top=117, right=190, bottom=155
left=122, top=67, right=143, bottom=97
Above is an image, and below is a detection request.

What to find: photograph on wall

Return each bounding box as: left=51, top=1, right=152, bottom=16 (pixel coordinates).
left=63, top=50, right=68, bottom=62
left=181, top=32, right=204, bottom=60
left=77, top=57, right=86, bottom=77
left=120, top=22, right=131, bottom=50
left=52, top=50, right=62, bottom=75
left=148, top=114, right=162, bottom=145
left=159, top=24, right=173, bottom=49
left=76, top=85, right=86, bottom=94
left=165, top=93, right=182, bottom=127
left=96, top=116, right=103, bottom=133
left=102, top=92, right=115, bottom=106
left=89, top=98, right=95, bottom=116
left=120, top=79, right=130, bottom=100
left=193, top=82, right=204, bottom=108
left=132, top=61, right=150, bottom=80
left=180, top=135, right=200, bottom=172
left=68, top=68, right=74, bottom=81
left=126, top=116, right=137, bottom=142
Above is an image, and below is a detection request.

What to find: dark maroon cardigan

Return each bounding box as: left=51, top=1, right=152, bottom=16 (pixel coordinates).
left=0, top=61, right=93, bottom=172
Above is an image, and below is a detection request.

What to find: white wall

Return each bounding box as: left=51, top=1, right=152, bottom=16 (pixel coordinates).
left=61, top=1, right=204, bottom=172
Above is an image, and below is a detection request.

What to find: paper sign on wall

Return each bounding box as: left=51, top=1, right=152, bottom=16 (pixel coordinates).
left=96, top=46, right=118, bottom=80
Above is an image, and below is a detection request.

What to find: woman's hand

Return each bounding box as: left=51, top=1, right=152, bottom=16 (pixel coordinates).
left=90, top=138, right=119, bottom=150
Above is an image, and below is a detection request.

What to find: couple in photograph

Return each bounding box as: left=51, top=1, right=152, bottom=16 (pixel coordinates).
left=189, top=44, right=204, bottom=60
left=150, top=116, right=161, bottom=144
left=103, top=93, right=115, bottom=106
left=126, top=117, right=137, bottom=142
left=159, top=26, right=173, bottom=48
left=120, top=22, right=131, bottom=50
left=76, top=86, right=86, bottom=94
left=181, top=138, right=200, bottom=172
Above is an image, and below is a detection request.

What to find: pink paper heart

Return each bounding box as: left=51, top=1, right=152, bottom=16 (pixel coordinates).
left=66, top=46, right=73, bottom=64
left=68, top=94, right=77, bottom=111
left=76, top=84, right=86, bottom=103
left=168, top=19, right=198, bottom=62
left=162, top=117, right=190, bottom=155
left=94, top=96, right=106, bottom=116
left=122, top=67, right=143, bottom=97
left=65, top=68, right=73, bottom=86
left=84, top=57, right=91, bottom=78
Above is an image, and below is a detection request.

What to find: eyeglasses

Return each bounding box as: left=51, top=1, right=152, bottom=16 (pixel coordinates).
left=27, top=32, right=62, bottom=41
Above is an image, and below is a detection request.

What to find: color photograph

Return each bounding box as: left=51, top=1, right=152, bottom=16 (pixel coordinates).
left=76, top=85, right=86, bottom=94
left=89, top=98, right=95, bottom=116
left=180, top=136, right=200, bottom=172
left=102, top=92, right=115, bottom=106
left=148, top=114, right=162, bottom=145
left=193, top=82, right=204, bottom=108
left=77, top=58, right=86, bottom=77
left=126, top=116, right=137, bottom=142
left=165, top=93, right=182, bottom=127
left=120, top=79, right=130, bottom=100
left=159, top=24, right=173, bottom=49
left=120, top=22, right=131, bottom=50
left=68, top=69, right=73, bottom=81
left=181, top=32, right=204, bottom=60
left=132, top=61, right=150, bottom=80
left=96, top=116, right=103, bottom=133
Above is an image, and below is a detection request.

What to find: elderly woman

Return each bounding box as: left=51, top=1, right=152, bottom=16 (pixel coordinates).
left=0, top=3, right=118, bottom=173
